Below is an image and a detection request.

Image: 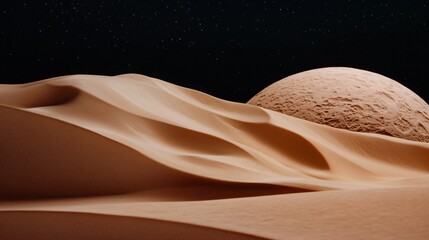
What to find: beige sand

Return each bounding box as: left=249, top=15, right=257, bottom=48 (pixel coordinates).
left=1, top=74, right=429, bottom=239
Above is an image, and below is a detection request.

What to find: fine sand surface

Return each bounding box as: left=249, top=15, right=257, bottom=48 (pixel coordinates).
left=1, top=74, right=429, bottom=239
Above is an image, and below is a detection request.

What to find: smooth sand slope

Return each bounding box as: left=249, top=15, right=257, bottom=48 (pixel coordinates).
left=1, top=74, right=429, bottom=239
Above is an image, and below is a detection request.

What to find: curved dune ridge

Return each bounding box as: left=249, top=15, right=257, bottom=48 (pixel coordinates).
left=1, top=74, right=429, bottom=239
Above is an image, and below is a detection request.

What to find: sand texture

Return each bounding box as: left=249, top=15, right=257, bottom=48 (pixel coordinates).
left=248, top=67, right=429, bottom=142
left=1, top=74, right=429, bottom=239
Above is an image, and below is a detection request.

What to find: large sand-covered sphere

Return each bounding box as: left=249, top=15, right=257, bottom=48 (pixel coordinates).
left=248, top=67, right=429, bottom=142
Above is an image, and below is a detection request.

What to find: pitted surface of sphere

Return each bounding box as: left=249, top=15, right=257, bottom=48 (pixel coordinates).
left=248, top=67, right=429, bottom=142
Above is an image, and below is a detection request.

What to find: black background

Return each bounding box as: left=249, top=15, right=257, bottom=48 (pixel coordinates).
left=1, top=1, right=428, bottom=103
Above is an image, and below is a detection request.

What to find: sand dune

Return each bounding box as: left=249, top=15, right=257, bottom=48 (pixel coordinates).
left=1, top=74, right=429, bottom=239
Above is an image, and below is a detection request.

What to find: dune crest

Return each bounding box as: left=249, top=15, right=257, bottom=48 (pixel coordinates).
left=1, top=74, right=429, bottom=239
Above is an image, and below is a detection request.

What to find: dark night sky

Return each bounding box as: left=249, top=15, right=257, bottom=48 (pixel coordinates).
left=1, top=0, right=428, bottom=103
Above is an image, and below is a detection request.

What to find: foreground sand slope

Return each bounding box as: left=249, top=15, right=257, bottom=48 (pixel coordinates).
left=1, top=74, right=429, bottom=239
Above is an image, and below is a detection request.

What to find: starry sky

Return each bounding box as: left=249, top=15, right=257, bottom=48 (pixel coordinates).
left=1, top=1, right=428, bottom=102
